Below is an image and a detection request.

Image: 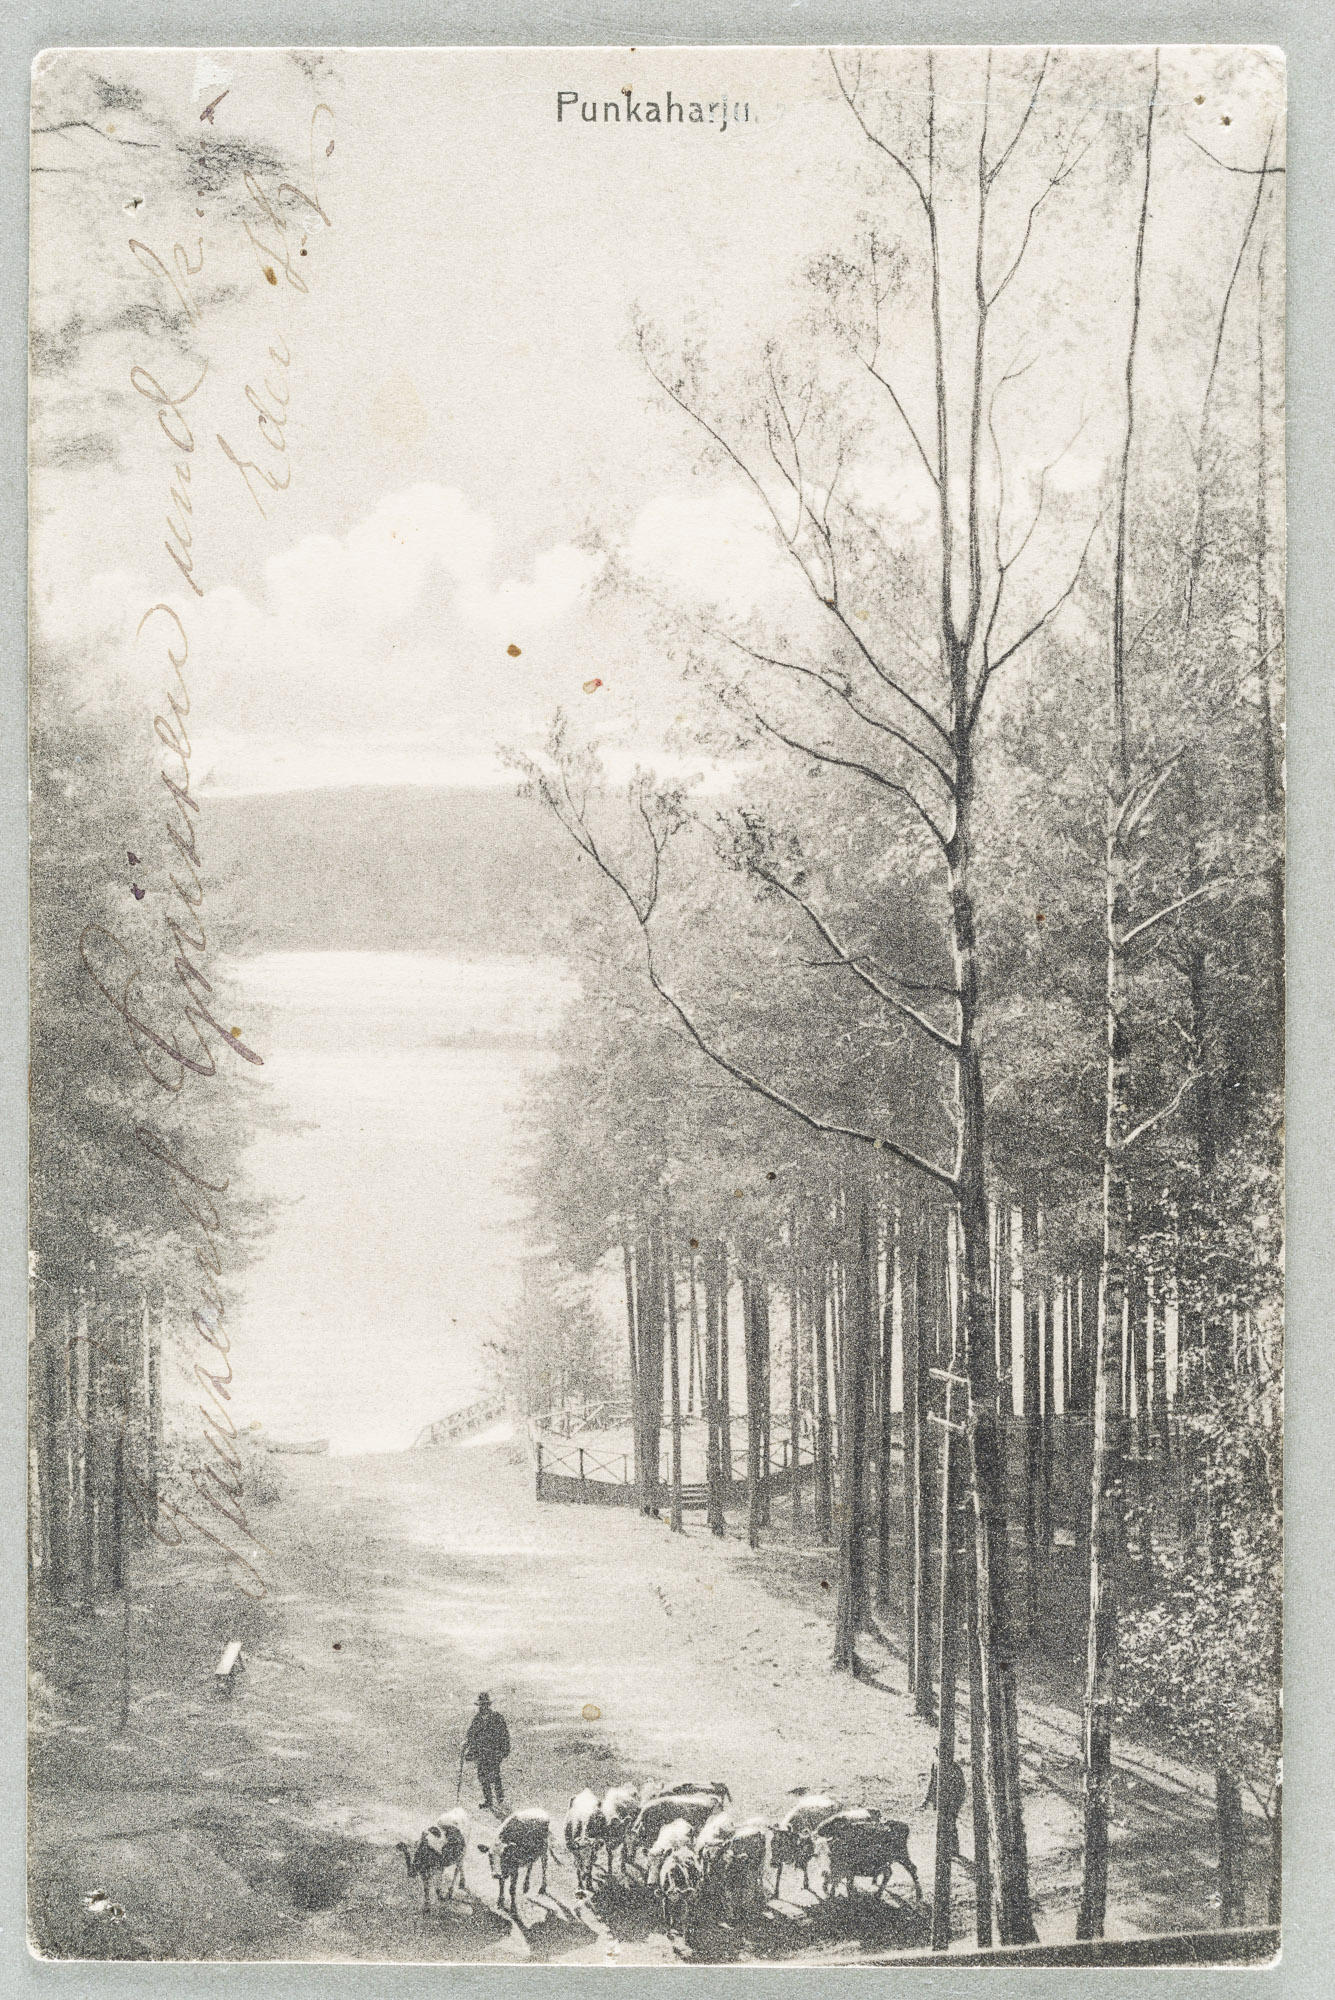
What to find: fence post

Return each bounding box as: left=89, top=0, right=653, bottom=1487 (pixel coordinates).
left=536, top=1441, right=543, bottom=1501
left=579, top=1447, right=585, bottom=1482
left=622, top=1455, right=628, bottom=1484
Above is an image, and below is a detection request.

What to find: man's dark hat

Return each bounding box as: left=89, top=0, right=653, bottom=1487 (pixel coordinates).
left=477, top=1692, right=491, bottom=1705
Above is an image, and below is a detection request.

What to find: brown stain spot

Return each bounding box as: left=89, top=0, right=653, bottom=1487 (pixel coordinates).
left=326, top=139, right=335, bottom=157
left=820, top=1579, right=830, bottom=1592
left=507, top=643, right=522, bottom=657
left=581, top=1702, right=601, bottom=1721
left=1195, top=94, right=1205, bottom=105
left=263, top=266, right=277, bottom=285
left=230, top=1026, right=243, bottom=1037
left=332, top=1642, right=342, bottom=1651
left=766, top=1170, right=777, bottom=1180
left=582, top=677, right=603, bottom=694
left=689, top=1238, right=699, bottom=1249
left=1035, top=913, right=1045, bottom=925
left=1222, top=115, right=1232, bottom=126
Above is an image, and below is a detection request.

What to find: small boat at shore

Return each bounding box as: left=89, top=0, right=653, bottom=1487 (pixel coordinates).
left=262, top=1437, right=330, bottom=1456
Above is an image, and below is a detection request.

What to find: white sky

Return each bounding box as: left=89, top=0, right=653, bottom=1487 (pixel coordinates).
left=31, top=45, right=1284, bottom=796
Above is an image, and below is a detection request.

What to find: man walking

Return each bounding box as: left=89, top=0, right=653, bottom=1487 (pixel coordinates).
left=462, top=1692, right=511, bottom=1812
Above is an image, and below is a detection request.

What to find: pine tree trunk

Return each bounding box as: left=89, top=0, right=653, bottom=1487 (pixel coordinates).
left=664, top=1221, right=684, bottom=1534
left=1217, top=1765, right=1247, bottom=1927
left=146, top=1303, right=161, bottom=1530
left=1039, top=1223, right=1054, bottom=1552
left=703, top=1251, right=726, bottom=1536
left=756, top=1283, right=772, bottom=1529
left=623, top=1242, right=642, bottom=1499
left=81, top=1316, right=99, bottom=1606
left=833, top=1196, right=872, bottom=1671
left=1078, top=846, right=1132, bottom=1944
left=1254, top=239, right=1285, bottom=1029
left=788, top=1217, right=803, bottom=1537
left=1079, top=61, right=1157, bottom=1941
left=686, top=1249, right=699, bottom=1419
left=1268, top=1617, right=1283, bottom=1924
left=42, top=1335, right=69, bottom=1603
left=636, top=1228, right=665, bottom=1515
left=743, top=1275, right=761, bottom=1552
left=903, top=1228, right=920, bottom=1681
left=814, top=1262, right=834, bottom=1544
left=876, top=1214, right=896, bottom=1616
left=1022, top=1195, right=1042, bottom=1637
left=912, top=1236, right=936, bottom=1718
left=966, top=1553, right=994, bottom=1946
left=718, top=1239, right=732, bottom=1498
left=1130, top=1261, right=1150, bottom=1462
left=930, top=1352, right=966, bottom=1949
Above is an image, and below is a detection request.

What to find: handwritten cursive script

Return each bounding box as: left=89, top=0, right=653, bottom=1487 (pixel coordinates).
left=82, top=99, right=336, bottom=1597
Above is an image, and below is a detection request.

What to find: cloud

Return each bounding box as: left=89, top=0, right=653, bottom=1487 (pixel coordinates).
left=36, top=484, right=604, bottom=791
left=263, top=484, right=598, bottom=636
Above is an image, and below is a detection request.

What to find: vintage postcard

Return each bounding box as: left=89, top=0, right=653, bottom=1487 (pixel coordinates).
left=28, top=43, right=1284, bottom=1966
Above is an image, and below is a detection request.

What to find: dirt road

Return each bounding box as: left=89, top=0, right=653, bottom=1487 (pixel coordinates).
left=28, top=1434, right=1256, bottom=1962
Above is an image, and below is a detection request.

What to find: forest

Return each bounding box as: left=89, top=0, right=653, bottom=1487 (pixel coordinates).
left=497, top=48, right=1284, bottom=1951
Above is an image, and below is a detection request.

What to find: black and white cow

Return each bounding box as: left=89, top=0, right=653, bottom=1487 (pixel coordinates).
left=564, top=1789, right=604, bottom=1893
left=658, top=1843, right=703, bottom=1943
left=597, top=1785, right=641, bottom=1878
left=717, top=1819, right=769, bottom=1922
left=644, top=1816, right=695, bottom=1891
left=652, top=1779, right=731, bottom=1804
left=477, top=1808, right=553, bottom=1913
left=631, top=1792, right=727, bottom=1867
left=396, top=1808, right=469, bottom=1909
left=694, top=1806, right=737, bottom=1903
left=816, top=1810, right=922, bottom=1903
left=770, top=1794, right=841, bottom=1897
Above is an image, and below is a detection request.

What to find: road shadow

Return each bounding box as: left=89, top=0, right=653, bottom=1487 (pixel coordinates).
left=511, top=1894, right=587, bottom=1961
left=805, top=1888, right=933, bottom=1952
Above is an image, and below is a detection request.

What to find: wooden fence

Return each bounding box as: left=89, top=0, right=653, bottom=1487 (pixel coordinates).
left=533, top=1432, right=818, bottom=1511
left=532, top=1413, right=1190, bottom=1533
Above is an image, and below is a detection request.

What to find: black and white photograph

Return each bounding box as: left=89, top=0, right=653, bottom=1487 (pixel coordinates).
left=27, top=40, right=1285, bottom=1966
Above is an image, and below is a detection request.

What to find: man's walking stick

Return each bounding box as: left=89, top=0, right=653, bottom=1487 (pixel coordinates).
left=455, top=1744, right=466, bottom=1805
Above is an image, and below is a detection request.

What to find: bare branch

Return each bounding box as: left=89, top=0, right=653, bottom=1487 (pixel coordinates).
left=1182, top=123, right=1276, bottom=639
left=828, top=51, right=931, bottom=215
left=639, top=942, right=958, bottom=1189
left=820, top=596, right=954, bottom=751
left=746, top=859, right=962, bottom=1052
left=987, top=125, right=1092, bottom=308
left=984, top=50, right=1051, bottom=184
left=640, top=333, right=953, bottom=755
left=859, top=355, right=939, bottom=489
left=1120, top=877, right=1234, bottom=948
left=745, top=702, right=951, bottom=850
left=532, top=740, right=959, bottom=1191
left=969, top=503, right=1105, bottom=728
left=708, top=623, right=956, bottom=791
left=1118, top=1071, right=1201, bottom=1151
left=1183, top=131, right=1285, bottom=176
left=1117, top=747, right=1185, bottom=839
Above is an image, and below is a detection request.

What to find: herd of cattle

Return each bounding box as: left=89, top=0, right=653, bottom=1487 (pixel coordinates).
left=398, top=1780, right=922, bottom=1944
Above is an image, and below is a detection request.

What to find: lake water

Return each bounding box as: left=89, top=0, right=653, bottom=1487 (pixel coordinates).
left=218, top=951, right=574, bottom=1455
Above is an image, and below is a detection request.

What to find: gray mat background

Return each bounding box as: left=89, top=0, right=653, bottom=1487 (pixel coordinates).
left=3, top=3, right=1330, bottom=1994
